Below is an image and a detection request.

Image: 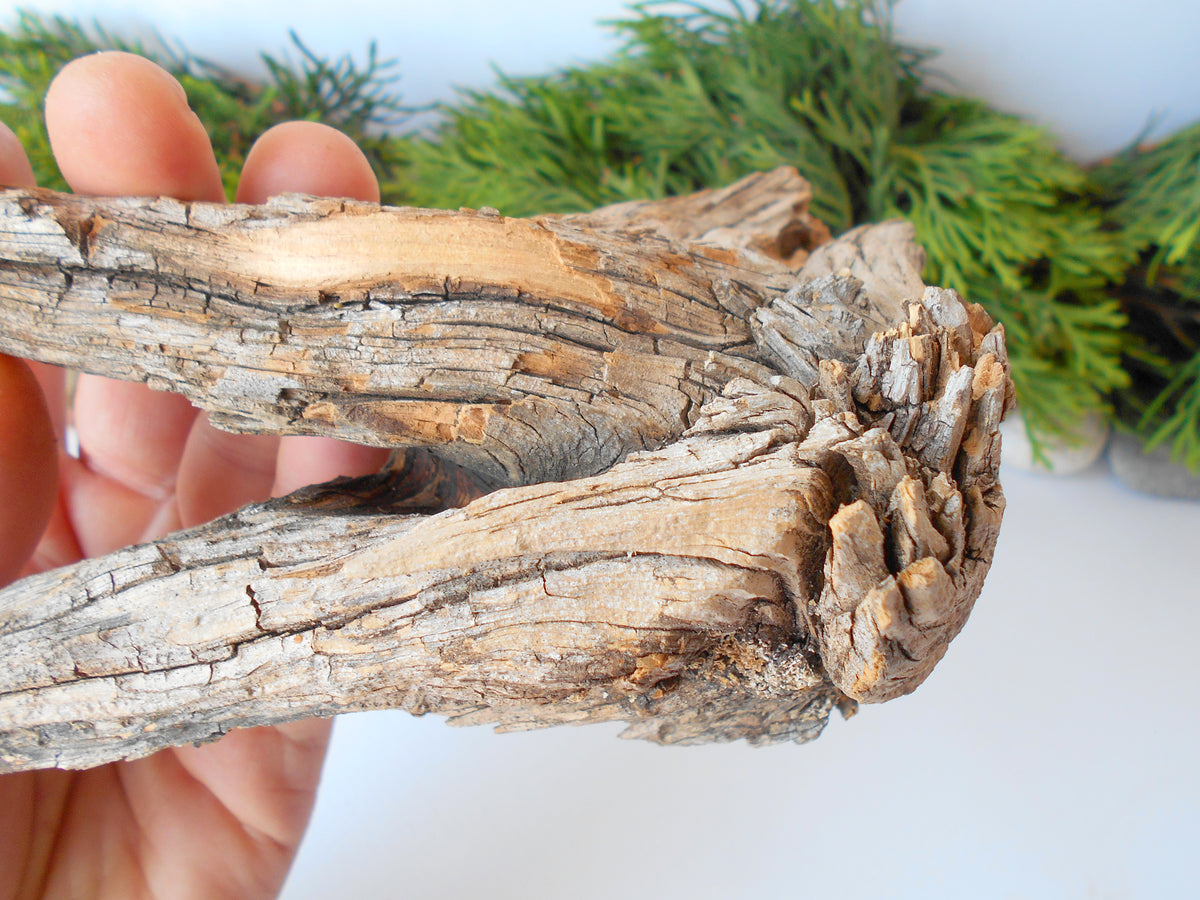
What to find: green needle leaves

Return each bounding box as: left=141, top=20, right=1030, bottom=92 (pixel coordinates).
left=3, top=1, right=1196, bottom=470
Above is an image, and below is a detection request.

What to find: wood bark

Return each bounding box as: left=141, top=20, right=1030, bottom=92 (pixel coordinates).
left=0, top=168, right=1012, bottom=772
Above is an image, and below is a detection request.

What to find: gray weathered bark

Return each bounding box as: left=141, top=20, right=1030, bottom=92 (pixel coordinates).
left=0, top=168, right=1011, bottom=772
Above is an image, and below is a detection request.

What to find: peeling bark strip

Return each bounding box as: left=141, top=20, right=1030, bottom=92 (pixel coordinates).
left=0, top=168, right=1013, bottom=771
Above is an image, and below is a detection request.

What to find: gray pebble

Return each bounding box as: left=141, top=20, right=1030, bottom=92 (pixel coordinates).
left=1108, top=432, right=1200, bottom=500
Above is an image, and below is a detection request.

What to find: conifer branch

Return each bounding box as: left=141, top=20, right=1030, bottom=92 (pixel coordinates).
left=2, top=1, right=1199, bottom=469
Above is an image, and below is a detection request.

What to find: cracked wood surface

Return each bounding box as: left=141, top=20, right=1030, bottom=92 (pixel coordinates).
left=0, top=168, right=1013, bottom=771
left=0, top=167, right=830, bottom=487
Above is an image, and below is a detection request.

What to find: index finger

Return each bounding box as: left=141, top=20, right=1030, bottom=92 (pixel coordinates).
left=43, top=52, right=224, bottom=554
left=45, top=51, right=224, bottom=201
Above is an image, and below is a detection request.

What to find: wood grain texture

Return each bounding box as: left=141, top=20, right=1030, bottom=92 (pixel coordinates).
left=0, top=168, right=1012, bottom=771
left=0, top=168, right=826, bottom=487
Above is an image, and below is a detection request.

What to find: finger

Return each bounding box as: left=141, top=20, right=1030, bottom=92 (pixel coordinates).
left=176, top=419, right=279, bottom=528
left=45, top=52, right=225, bottom=550
left=235, top=120, right=380, bottom=204
left=18, top=490, right=83, bottom=578
left=114, top=718, right=333, bottom=897
left=0, top=125, right=64, bottom=581
left=171, top=718, right=333, bottom=855
left=73, top=379, right=197, bottom=500
left=271, top=437, right=390, bottom=497
left=0, top=355, right=58, bottom=586
left=2, top=122, right=70, bottom=440
left=59, top=453, right=182, bottom=557
left=241, top=122, right=389, bottom=496
left=45, top=51, right=224, bottom=200
left=28, top=363, right=66, bottom=442
left=48, top=51, right=218, bottom=482
left=15, top=362, right=77, bottom=574
left=0, top=121, right=37, bottom=188
left=178, top=122, right=387, bottom=523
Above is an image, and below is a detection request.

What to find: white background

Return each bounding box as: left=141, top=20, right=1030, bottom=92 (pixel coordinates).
left=5, top=2, right=1198, bottom=898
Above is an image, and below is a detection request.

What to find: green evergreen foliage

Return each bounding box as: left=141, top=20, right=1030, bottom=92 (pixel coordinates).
left=878, top=93, right=1134, bottom=441
left=0, top=1, right=1196, bottom=467
left=1093, top=123, right=1200, bottom=469
left=401, top=0, right=923, bottom=228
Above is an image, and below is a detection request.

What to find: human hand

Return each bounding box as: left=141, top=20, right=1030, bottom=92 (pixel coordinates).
left=0, top=51, right=390, bottom=899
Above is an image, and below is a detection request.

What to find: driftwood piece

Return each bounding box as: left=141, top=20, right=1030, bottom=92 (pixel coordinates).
left=0, top=168, right=1012, bottom=772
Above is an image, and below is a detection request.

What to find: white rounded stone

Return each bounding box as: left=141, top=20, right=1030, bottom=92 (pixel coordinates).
left=1000, top=409, right=1110, bottom=475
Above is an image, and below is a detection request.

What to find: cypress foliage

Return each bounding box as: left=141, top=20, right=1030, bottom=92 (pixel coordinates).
left=1093, top=123, right=1200, bottom=470
left=1, top=1, right=1195, bottom=468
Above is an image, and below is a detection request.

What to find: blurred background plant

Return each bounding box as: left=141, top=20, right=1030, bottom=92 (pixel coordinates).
left=2, top=0, right=1195, bottom=471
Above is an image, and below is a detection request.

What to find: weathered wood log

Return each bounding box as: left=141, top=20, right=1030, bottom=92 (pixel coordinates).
left=0, top=168, right=1012, bottom=772
left=0, top=166, right=831, bottom=487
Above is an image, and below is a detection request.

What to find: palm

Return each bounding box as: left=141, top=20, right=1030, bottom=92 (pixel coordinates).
left=1, top=52, right=386, bottom=899
left=1, top=724, right=329, bottom=900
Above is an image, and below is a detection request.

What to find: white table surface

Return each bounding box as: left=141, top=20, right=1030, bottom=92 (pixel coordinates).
left=279, top=461, right=1198, bottom=900
left=7, top=3, right=1197, bottom=896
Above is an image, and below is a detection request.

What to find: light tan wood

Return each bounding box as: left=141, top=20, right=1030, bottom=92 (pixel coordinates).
left=0, top=168, right=1012, bottom=771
